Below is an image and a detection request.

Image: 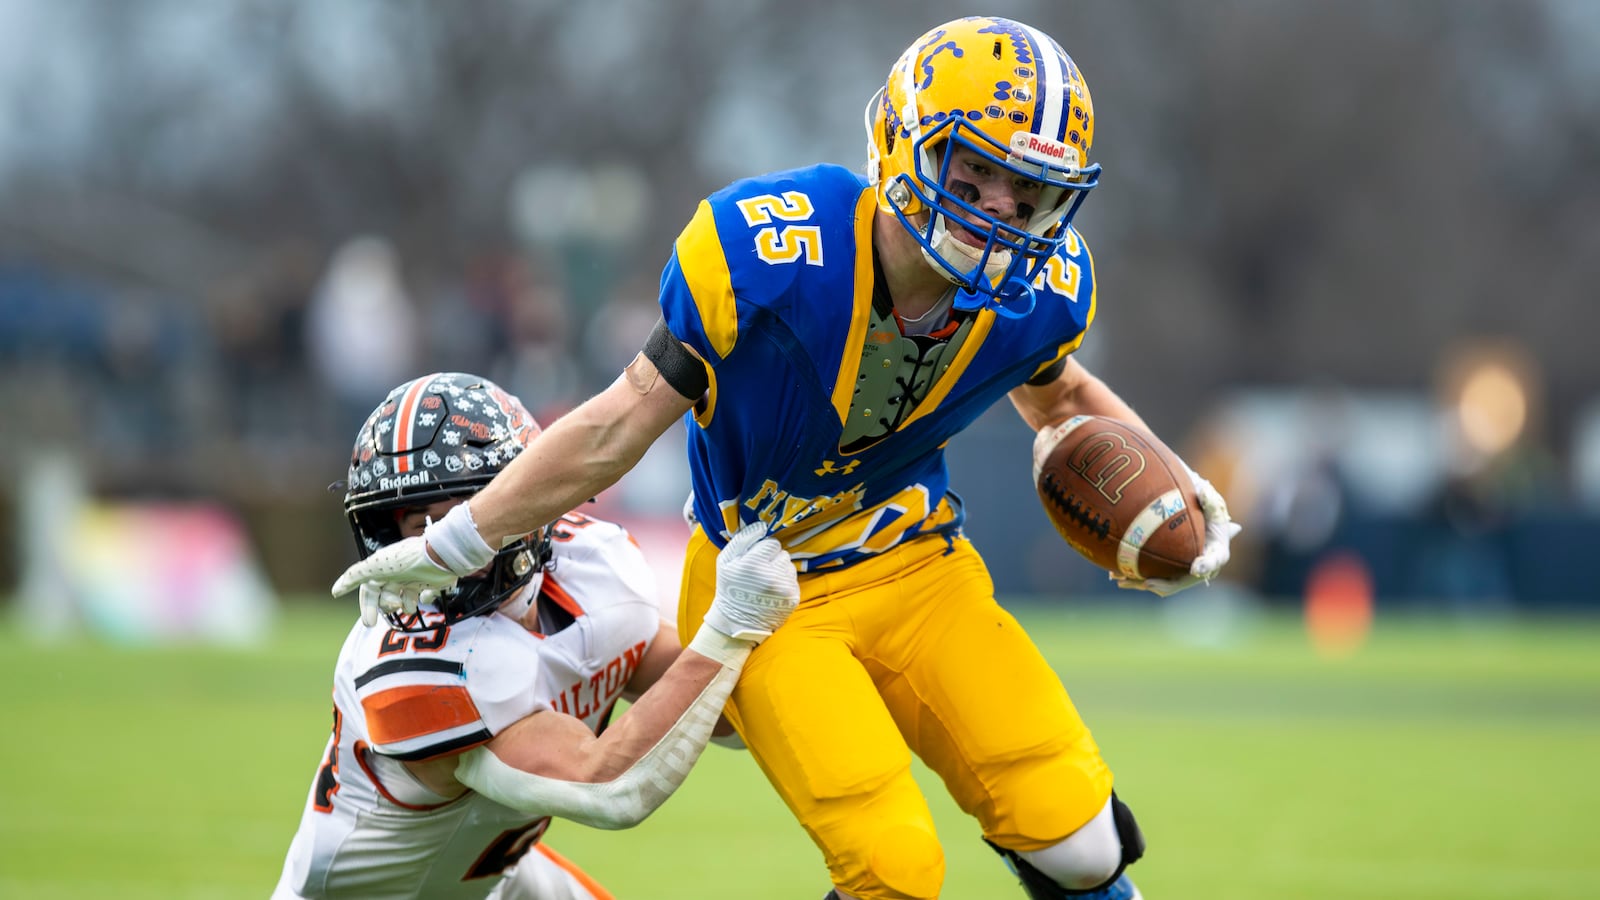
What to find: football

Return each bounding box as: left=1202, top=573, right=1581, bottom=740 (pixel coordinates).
left=1033, top=415, right=1204, bottom=580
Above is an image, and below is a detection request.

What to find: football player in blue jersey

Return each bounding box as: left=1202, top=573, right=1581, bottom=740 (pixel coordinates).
left=333, top=16, right=1240, bottom=900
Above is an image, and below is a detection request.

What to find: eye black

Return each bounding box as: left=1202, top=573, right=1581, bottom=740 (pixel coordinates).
left=949, top=181, right=980, bottom=203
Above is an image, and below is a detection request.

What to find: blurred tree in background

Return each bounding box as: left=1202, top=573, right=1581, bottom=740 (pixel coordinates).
left=0, top=0, right=1595, bottom=598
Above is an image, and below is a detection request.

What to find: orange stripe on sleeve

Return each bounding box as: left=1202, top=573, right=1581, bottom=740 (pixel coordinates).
left=541, top=576, right=585, bottom=619
left=352, top=740, right=459, bottom=811
left=362, top=684, right=481, bottom=744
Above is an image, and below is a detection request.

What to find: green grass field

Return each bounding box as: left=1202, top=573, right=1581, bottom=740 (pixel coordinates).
left=1, top=600, right=1596, bottom=899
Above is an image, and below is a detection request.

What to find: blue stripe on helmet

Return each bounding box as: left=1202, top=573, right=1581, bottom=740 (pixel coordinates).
left=1048, top=38, right=1072, bottom=142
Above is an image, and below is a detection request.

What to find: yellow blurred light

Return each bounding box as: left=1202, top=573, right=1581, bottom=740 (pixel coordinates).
left=1456, top=362, right=1527, bottom=457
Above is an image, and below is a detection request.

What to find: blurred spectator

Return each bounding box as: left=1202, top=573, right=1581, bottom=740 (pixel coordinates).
left=1412, top=342, right=1562, bottom=609
left=93, top=292, right=174, bottom=452
left=1574, top=403, right=1600, bottom=513
left=579, top=273, right=661, bottom=386
left=492, top=256, right=583, bottom=423
left=210, top=239, right=320, bottom=444
left=305, top=236, right=420, bottom=437
left=423, top=251, right=518, bottom=375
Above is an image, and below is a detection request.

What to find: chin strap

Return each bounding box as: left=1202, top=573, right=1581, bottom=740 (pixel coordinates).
left=496, top=570, right=545, bottom=623
left=951, top=277, right=1037, bottom=319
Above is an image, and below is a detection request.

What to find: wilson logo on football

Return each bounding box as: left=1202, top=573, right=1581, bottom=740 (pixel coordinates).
left=1067, top=432, right=1146, bottom=504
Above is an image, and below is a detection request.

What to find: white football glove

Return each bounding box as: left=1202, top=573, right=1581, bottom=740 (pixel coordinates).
left=332, top=502, right=496, bottom=626
left=1115, top=462, right=1243, bottom=597
left=701, top=522, right=800, bottom=645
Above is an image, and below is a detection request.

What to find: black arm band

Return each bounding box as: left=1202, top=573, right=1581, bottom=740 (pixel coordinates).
left=642, top=319, right=710, bottom=400
left=1025, top=356, right=1067, bottom=387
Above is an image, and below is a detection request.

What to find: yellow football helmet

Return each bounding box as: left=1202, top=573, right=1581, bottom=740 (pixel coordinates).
left=865, top=16, right=1100, bottom=316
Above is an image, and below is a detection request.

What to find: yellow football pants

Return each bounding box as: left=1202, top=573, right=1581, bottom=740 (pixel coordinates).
left=678, top=528, right=1114, bottom=900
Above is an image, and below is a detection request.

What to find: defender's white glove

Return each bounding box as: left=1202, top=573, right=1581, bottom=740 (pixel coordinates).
left=1115, top=463, right=1243, bottom=597
left=332, top=502, right=495, bottom=626
left=700, top=522, right=800, bottom=646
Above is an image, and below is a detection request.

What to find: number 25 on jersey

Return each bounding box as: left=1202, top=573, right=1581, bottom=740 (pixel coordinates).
left=737, top=191, right=824, bottom=266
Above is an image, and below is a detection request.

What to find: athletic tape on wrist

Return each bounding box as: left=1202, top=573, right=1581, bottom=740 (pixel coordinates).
left=428, top=502, right=497, bottom=575
left=454, top=663, right=742, bottom=829
left=687, top=626, right=755, bottom=669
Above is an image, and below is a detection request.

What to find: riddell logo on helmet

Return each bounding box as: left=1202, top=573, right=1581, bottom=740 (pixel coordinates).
left=1010, top=133, right=1080, bottom=168
left=378, top=471, right=432, bottom=490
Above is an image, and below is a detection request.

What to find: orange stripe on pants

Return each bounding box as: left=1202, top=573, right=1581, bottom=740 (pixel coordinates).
left=530, top=844, right=614, bottom=900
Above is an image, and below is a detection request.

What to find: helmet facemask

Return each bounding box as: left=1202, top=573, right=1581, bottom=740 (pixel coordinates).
left=348, top=494, right=554, bottom=634
left=885, top=112, right=1098, bottom=317
left=388, top=537, right=552, bottom=634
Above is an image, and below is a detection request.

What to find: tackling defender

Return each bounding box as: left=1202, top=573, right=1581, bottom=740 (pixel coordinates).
left=332, top=18, right=1241, bottom=900
left=275, top=372, right=799, bottom=899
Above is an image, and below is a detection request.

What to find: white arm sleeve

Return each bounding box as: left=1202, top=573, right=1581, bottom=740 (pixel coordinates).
left=453, top=628, right=751, bottom=830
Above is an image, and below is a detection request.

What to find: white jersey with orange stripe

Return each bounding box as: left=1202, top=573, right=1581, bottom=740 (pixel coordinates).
left=275, top=512, right=658, bottom=900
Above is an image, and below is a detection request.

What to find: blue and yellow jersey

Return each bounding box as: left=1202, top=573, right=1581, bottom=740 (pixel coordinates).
left=660, top=164, right=1096, bottom=571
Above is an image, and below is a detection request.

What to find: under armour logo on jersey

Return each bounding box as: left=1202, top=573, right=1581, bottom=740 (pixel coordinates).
left=814, top=459, right=860, bottom=476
